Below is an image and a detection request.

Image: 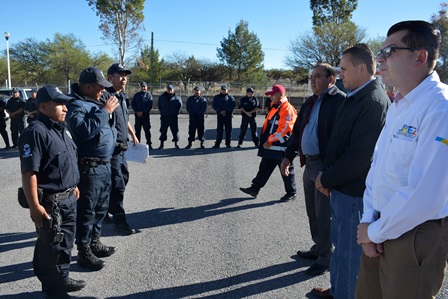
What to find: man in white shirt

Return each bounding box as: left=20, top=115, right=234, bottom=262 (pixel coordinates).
left=356, top=20, right=448, bottom=299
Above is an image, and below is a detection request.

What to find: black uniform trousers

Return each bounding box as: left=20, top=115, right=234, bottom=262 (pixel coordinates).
left=76, top=163, right=111, bottom=245
left=302, top=159, right=332, bottom=266
left=134, top=113, right=151, bottom=145
left=108, top=150, right=129, bottom=217
left=159, top=116, right=179, bottom=142
left=188, top=115, right=205, bottom=142
left=0, top=121, right=10, bottom=147
left=215, top=114, right=232, bottom=146
left=251, top=157, right=296, bottom=195
left=238, top=115, right=259, bottom=145
left=10, top=116, right=24, bottom=146
left=33, top=195, right=77, bottom=298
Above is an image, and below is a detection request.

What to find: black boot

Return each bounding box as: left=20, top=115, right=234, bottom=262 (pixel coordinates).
left=64, top=277, right=87, bottom=293
left=174, top=142, right=180, bottom=149
left=114, top=213, right=136, bottom=235
left=91, top=234, right=116, bottom=257
left=158, top=142, right=164, bottom=149
left=77, top=244, right=105, bottom=271
left=185, top=142, right=192, bottom=149
left=200, top=141, right=205, bottom=149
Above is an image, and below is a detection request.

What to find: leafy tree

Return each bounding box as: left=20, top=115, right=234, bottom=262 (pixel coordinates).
left=310, top=0, right=358, bottom=26
left=0, top=57, right=8, bottom=87
left=9, top=34, right=113, bottom=86
left=198, top=60, right=227, bottom=91
left=9, top=38, right=50, bottom=84
left=286, top=21, right=366, bottom=70
left=431, top=3, right=448, bottom=83
left=217, top=20, right=264, bottom=82
left=131, top=45, right=163, bottom=89
left=366, top=35, right=385, bottom=56
left=87, top=0, right=145, bottom=66
left=163, top=52, right=201, bottom=91
left=46, top=33, right=91, bottom=84
left=266, top=69, right=287, bottom=82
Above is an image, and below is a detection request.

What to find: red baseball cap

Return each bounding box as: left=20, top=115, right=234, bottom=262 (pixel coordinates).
left=265, top=84, right=285, bottom=95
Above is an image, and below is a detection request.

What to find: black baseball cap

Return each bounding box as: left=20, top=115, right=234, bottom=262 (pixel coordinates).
left=107, top=63, right=132, bottom=75
left=246, top=87, right=254, bottom=93
left=167, top=84, right=174, bottom=90
left=79, top=67, right=112, bottom=87
left=35, top=85, right=74, bottom=106
left=140, top=82, right=148, bottom=87
left=194, top=85, right=201, bottom=91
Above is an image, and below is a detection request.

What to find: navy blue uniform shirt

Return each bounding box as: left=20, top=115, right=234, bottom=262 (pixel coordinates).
left=0, top=98, right=6, bottom=124
left=239, top=96, right=259, bottom=117
left=6, top=97, right=26, bottom=117
left=19, top=113, right=80, bottom=193
left=131, top=91, right=153, bottom=114
left=104, top=87, right=129, bottom=143
left=25, top=98, right=38, bottom=114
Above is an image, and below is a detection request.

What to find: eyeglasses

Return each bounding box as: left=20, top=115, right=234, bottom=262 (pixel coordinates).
left=375, top=46, right=421, bottom=59
left=309, top=74, right=328, bottom=80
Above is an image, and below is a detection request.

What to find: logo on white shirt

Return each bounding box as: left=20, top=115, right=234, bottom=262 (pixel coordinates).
left=394, top=124, right=417, bottom=141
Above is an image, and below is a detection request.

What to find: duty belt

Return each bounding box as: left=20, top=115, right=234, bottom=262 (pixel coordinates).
left=305, top=154, right=321, bottom=161
left=79, top=157, right=110, bottom=167
left=45, top=186, right=76, bottom=201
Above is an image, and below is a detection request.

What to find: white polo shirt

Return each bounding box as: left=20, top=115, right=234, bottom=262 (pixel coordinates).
left=362, top=72, right=448, bottom=244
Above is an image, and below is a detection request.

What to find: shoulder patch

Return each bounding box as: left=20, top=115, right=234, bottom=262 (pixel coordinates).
left=22, top=144, right=33, bottom=158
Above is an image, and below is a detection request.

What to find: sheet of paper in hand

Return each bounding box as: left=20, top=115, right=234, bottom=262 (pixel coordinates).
left=125, top=142, right=149, bottom=163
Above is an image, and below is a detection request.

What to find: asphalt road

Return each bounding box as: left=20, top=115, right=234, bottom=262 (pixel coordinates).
left=0, top=114, right=447, bottom=299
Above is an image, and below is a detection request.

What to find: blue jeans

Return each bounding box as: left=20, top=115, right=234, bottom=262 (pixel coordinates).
left=330, top=189, right=363, bottom=299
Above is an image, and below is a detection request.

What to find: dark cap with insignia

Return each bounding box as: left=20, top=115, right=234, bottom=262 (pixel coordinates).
left=79, top=67, right=112, bottom=88
left=107, top=63, right=132, bottom=75
left=36, top=84, right=74, bottom=106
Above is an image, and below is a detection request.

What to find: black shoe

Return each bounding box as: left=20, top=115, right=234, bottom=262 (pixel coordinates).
left=305, top=263, right=330, bottom=276
left=90, top=238, right=116, bottom=257
left=236, top=144, right=242, bottom=148
left=103, top=213, right=113, bottom=224
left=212, top=144, right=220, bottom=149
left=77, top=244, right=105, bottom=271
left=175, top=143, right=180, bottom=149
left=226, top=144, right=231, bottom=148
left=254, top=143, right=259, bottom=147
left=200, top=143, right=205, bottom=149
left=64, top=278, right=86, bottom=293
left=148, top=144, right=153, bottom=150
left=297, top=250, right=318, bottom=259
left=239, top=187, right=258, bottom=198
left=185, top=143, right=192, bottom=149
left=158, top=142, right=164, bottom=149
left=279, top=193, right=297, bottom=202
left=4, top=145, right=11, bottom=149
left=115, top=221, right=136, bottom=235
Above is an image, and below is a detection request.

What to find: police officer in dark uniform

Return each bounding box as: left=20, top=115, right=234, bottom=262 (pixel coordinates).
left=131, top=81, right=153, bottom=149
left=66, top=67, right=119, bottom=270
left=5, top=88, right=26, bottom=148
left=237, top=87, right=260, bottom=148
left=212, top=85, right=236, bottom=148
left=185, top=85, right=207, bottom=149
left=25, top=88, right=38, bottom=123
left=19, top=84, right=86, bottom=299
left=104, top=63, right=138, bottom=235
left=0, top=97, right=11, bottom=149
left=157, top=84, right=183, bottom=149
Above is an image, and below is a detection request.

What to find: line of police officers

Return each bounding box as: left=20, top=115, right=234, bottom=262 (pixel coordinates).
left=18, top=67, right=274, bottom=298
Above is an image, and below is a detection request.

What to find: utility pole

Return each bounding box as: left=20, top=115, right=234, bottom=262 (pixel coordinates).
left=150, top=32, right=154, bottom=94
